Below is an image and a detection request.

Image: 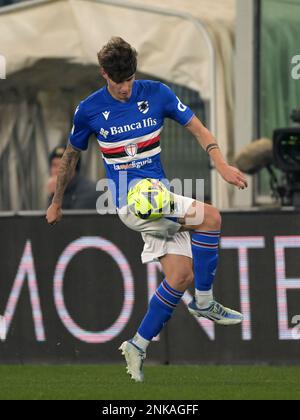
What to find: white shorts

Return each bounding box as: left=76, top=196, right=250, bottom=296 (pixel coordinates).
left=118, top=194, right=195, bottom=263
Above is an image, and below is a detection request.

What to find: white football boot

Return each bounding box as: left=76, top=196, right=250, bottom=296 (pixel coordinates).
left=188, top=298, right=243, bottom=326
left=119, top=340, right=146, bottom=382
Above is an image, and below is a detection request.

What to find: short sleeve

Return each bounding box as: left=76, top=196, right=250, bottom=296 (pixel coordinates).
left=159, top=83, right=194, bottom=126
left=69, top=102, right=93, bottom=151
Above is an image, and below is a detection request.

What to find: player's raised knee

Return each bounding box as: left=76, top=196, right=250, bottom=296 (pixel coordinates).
left=211, top=207, right=222, bottom=230
left=204, top=205, right=222, bottom=231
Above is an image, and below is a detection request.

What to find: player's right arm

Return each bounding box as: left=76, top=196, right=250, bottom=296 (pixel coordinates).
left=46, top=144, right=81, bottom=225
left=46, top=102, right=92, bottom=225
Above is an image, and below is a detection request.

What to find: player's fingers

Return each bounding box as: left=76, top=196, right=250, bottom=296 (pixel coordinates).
left=238, top=181, right=247, bottom=189
left=240, top=174, right=248, bottom=186
left=46, top=217, right=57, bottom=226
left=237, top=175, right=248, bottom=188
left=232, top=177, right=245, bottom=189
left=240, top=180, right=248, bottom=188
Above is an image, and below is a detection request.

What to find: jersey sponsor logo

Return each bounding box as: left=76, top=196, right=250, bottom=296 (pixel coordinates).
left=177, top=97, right=187, bottom=112
left=124, top=143, right=138, bottom=157
left=100, top=128, right=109, bottom=139
left=98, top=127, right=163, bottom=149
left=137, top=101, right=150, bottom=114
left=113, top=158, right=153, bottom=171
left=110, top=118, right=157, bottom=135
left=102, top=111, right=111, bottom=120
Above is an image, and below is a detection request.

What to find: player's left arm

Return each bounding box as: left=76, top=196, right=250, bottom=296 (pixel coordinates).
left=186, top=115, right=248, bottom=190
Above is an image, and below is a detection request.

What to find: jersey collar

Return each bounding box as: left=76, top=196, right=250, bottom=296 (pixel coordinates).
left=104, top=81, right=138, bottom=105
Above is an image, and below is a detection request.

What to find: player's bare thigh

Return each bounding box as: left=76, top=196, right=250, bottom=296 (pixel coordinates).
left=178, top=200, right=222, bottom=232
left=157, top=200, right=220, bottom=292
left=159, top=254, right=193, bottom=292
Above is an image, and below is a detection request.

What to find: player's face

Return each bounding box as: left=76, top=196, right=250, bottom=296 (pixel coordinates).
left=103, top=72, right=135, bottom=102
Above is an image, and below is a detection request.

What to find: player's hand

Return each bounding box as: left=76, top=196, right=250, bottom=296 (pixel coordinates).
left=46, top=202, right=63, bottom=226
left=216, top=163, right=248, bottom=190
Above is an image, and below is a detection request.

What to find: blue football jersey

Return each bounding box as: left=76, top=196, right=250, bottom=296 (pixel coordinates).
left=69, top=80, right=194, bottom=208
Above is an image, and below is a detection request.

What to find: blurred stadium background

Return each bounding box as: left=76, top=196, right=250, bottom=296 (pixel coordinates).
left=0, top=0, right=300, bottom=400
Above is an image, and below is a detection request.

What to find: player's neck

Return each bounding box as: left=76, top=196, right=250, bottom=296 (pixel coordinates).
left=107, top=86, right=131, bottom=103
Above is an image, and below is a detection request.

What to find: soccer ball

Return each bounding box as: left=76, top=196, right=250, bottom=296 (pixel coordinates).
left=127, top=178, right=174, bottom=220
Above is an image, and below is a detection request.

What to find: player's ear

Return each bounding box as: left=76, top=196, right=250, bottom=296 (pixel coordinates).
left=100, top=67, right=108, bottom=81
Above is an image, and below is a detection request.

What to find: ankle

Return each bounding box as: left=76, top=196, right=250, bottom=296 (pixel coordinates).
left=195, top=289, right=213, bottom=309
left=132, top=333, right=150, bottom=352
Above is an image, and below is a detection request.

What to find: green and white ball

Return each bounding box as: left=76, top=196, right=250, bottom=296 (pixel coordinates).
left=127, top=178, right=173, bottom=220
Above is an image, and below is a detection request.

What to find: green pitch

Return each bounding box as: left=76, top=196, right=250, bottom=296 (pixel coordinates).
left=0, top=365, right=299, bottom=400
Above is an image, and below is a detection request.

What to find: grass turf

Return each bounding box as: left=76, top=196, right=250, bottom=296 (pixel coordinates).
left=0, top=365, right=299, bottom=400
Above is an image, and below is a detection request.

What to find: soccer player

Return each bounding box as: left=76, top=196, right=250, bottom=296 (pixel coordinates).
left=46, top=37, right=248, bottom=382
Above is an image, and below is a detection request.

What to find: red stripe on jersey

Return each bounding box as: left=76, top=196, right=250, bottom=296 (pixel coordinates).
left=100, top=135, right=160, bottom=155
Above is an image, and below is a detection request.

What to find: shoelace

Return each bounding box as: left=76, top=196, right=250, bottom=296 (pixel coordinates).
left=210, top=302, right=228, bottom=318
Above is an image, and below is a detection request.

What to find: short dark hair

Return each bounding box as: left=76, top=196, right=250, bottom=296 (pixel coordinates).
left=97, top=37, right=138, bottom=83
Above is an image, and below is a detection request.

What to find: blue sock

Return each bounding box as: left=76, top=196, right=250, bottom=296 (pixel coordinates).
left=138, top=279, right=183, bottom=341
left=191, top=230, right=221, bottom=292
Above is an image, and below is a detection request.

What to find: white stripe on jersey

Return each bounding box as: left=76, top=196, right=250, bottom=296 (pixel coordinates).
left=103, top=145, right=161, bottom=165
left=97, top=127, right=163, bottom=149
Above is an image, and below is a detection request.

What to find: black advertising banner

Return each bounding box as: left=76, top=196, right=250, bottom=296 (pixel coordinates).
left=0, top=210, right=300, bottom=364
